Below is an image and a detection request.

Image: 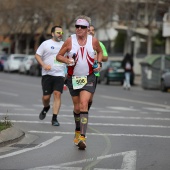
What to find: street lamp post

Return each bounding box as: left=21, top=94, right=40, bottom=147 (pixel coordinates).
left=163, top=8, right=170, bottom=55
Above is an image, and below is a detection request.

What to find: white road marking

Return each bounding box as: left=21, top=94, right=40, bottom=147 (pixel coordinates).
left=143, top=107, right=170, bottom=112
left=1, top=101, right=170, bottom=113
left=9, top=120, right=170, bottom=129
left=99, top=110, right=119, bottom=113
left=0, top=103, right=22, bottom=107
left=0, top=79, right=39, bottom=88
left=27, top=150, right=136, bottom=170
left=2, top=103, right=170, bottom=114
left=33, top=104, right=44, bottom=107
left=0, top=91, right=18, bottom=96
left=14, top=108, right=35, bottom=111
left=29, top=168, right=82, bottom=170
left=0, top=136, right=61, bottom=159
left=29, top=130, right=170, bottom=139
left=100, top=95, right=170, bottom=109
left=140, top=111, right=159, bottom=115
left=1, top=113, right=169, bottom=121
left=107, top=107, right=138, bottom=111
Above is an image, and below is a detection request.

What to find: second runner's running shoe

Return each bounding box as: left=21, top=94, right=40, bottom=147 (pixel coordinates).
left=39, top=105, right=50, bottom=120
left=73, top=131, right=80, bottom=145
left=78, top=135, right=86, bottom=150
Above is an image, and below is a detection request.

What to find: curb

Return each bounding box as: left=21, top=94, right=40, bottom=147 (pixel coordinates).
left=0, top=126, right=25, bottom=147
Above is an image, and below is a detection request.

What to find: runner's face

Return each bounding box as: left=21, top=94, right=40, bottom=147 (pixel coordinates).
left=88, top=26, right=95, bottom=37
left=75, top=25, right=88, bottom=37
left=53, top=28, right=63, bottom=42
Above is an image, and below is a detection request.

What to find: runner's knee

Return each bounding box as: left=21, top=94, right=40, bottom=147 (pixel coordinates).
left=53, top=91, right=61, bottom=99
left=80, top=101, right=88, bottom=111
left=43, top=95, right=50, bottom=102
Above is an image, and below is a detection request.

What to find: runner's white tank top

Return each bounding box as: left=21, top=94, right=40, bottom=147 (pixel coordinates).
left=67, top=34, right=95, bottom=76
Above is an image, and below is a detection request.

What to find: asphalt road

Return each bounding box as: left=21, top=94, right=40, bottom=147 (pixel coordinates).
left=0, top=72, right=170, bottom=170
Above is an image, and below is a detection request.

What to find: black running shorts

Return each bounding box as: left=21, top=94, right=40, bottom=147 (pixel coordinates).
left=67, top=73, right=97, bottom=96
left=41, top=75, right=65, bottom=95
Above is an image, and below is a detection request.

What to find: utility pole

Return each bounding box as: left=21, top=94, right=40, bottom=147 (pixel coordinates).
left=163, top=8, right=170, bottom=55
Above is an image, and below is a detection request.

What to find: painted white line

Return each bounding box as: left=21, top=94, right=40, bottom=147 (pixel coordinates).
left=60, top=150, right=136, bottom=169
left=100, top=95, right=170, bottom=109
left=14, top=108, right=35, bottom=111
left=121, top=150, right=136, bottom=170
left=0, top=79, right=39, bottom=88
left=89, top=123, right=170, bottom=128
left=107, top=107, right=138, bottom=111
left=10, top=120, right=170, bottom=129
left=0, top=91, right=18, bottom=96
left=29, top=130, right=170, bottom=139
left=0, top=136, right=61, bottom=159
left=99, top=111, right=119, bottom=113
left=139, top=112, right=157, bottom=115
left=10, top=120, right=72, bottom=124
left=88, top=107, right=97, bottom=110
left=33, top=104, right=43, bottom=107
left=143, top=107, right=170, bottom=112
left=27, top=150, right=136, bottom=170
left=1, top=113, right=169, bottom=121
left=0, top=104, right=22, bottom=107
left=28, top=167, right=82, bottom=170
left=86, top=116, right=170, bottom=121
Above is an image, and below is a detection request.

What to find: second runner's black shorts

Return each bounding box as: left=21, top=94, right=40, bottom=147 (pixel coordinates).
left=41, top=75, right=65, bottom=95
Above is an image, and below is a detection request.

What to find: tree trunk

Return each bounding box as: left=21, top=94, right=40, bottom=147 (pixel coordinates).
left=147, top=30, right=152, bottom=55
left=25, top=35, right=31, bottom=55
left=14, top=34, right=19, bottom=54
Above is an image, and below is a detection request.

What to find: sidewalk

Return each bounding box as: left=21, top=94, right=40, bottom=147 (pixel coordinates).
left=0, top=126, right=25, bottom=147
left=134, top=75, right=141, bottom=86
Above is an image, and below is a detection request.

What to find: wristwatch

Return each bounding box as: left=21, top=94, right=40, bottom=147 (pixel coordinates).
left=98, top=62, right=102, bottom=68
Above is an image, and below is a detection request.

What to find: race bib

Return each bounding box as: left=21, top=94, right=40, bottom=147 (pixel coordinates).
left=54, top=56, right=62, bottom=65
left=72, top=76, right=87, bottom=89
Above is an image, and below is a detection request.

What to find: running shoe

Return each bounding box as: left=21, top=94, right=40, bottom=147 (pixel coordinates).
left=51, top=119, right=60, bottom=126
left=39, top=106, right=50, bottom=120
left=73, top=131, right=80, bottom=146
left=78, top=135, right=86, bottom=150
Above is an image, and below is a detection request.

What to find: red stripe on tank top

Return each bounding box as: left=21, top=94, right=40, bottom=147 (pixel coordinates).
left=87, top=52, right=94, bottom=74
left=80, top=47, right=85, bottom=59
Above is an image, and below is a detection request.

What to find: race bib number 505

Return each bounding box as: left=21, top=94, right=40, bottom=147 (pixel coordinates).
left=72, top=76, right=87, bottom=89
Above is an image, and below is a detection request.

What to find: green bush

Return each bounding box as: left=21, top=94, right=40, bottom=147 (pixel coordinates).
left=0, top=114, right=12, bottom=131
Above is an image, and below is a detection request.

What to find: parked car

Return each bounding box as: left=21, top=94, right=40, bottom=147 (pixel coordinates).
left=0, top=54, right=8, bottom=71
left=29, top=58, right=41, bottom=76
left=4, top=54, right=26, bottom=72
left=98, top=60, right=134, bottom=85
left=18, top=55, right=34, bottom=74
left=97, top=61, right=110, bottom=84
left=160, top=69, right=170, bottom=92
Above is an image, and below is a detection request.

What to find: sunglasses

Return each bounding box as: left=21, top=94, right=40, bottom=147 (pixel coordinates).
left=75, top=25, right=87, bottom=29
left=55, top=31, right=64, bottom=35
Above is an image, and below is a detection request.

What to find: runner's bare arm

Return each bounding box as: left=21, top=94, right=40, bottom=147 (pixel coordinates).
left=35, top=54, right=51, bottom=70
left=92, top=37, right=102, bottom=63
left=56, top=38, right=73, bottom=65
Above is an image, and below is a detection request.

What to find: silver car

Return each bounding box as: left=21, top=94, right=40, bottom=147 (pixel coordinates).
left=18, top=55, right=34, bottom=74
left=160, top=69, right=170, bottom=92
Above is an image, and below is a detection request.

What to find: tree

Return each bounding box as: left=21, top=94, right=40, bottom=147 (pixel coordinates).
left=0, top=0, right=170, bottom=55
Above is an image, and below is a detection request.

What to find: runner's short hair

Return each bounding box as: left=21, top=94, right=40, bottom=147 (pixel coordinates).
left=90, top=25, right=95, bottom=30
left=51, top=26, right=62, bottom=33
